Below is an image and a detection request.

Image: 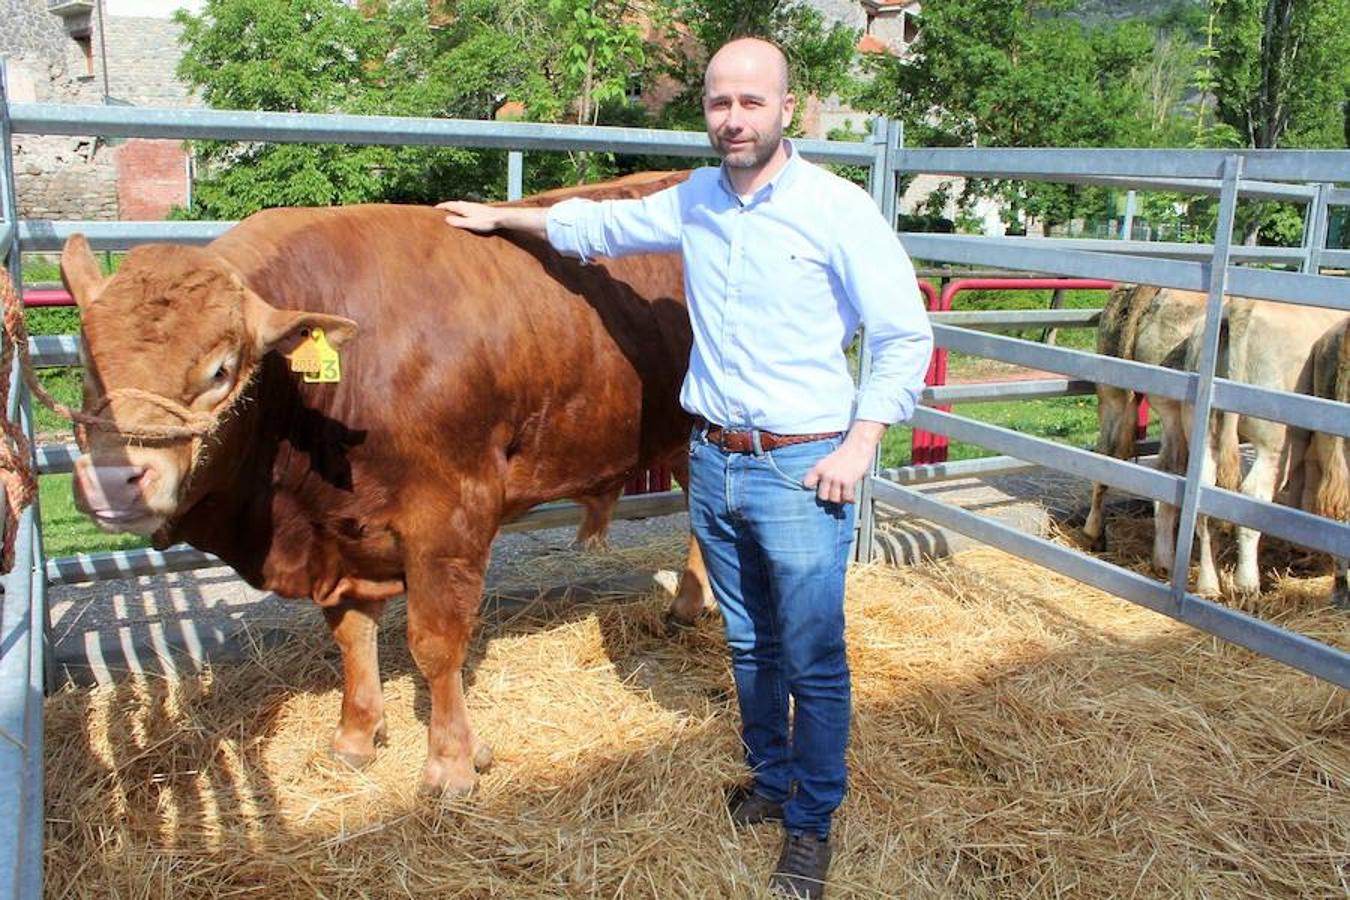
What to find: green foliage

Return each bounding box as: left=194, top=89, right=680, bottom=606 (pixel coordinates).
left=1212, top=0, right=1350, bottom=150
left=654, top=0, right=859, bottom=131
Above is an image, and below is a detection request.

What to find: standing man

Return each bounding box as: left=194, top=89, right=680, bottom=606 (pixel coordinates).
left=440, top=37, right=932, bottom=900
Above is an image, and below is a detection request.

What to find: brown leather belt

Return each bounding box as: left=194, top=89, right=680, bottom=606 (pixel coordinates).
left=700, top=423, right=842, bottom=454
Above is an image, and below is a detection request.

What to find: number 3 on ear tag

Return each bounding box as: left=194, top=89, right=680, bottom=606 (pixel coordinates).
left=289, top=327, right=342, bottom=384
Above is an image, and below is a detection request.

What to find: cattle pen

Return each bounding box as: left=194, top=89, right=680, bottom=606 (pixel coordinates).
left=3, top=62, right=1349, bottom=898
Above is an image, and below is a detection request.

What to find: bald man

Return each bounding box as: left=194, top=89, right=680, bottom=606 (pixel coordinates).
left=440, top=37, right=932, bottom=899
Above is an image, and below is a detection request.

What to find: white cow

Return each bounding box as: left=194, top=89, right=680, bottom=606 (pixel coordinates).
left=1182, top=300, right=1348, bottom=596
left=1085, top=284, right=1206, bottom=573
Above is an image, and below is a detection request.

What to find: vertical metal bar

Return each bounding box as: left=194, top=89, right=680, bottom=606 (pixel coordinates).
left=854, top=117, right=892, bottom=563
left=1170, top=155, right=1242, bottom=596
left=1121, top=189, right=1136, bottom=240
left=507, top=150, right=524, bottom=201
left=1302, top=182, right=1330, bottom=274
left=19, top=388, right=52, bottom=695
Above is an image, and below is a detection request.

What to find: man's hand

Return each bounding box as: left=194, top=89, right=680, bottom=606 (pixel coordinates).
left=803, top=421, right=886, bottom=504
left=436, top=201, right=550, bottom=239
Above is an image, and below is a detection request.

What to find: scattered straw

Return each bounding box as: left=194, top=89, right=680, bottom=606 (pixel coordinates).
left=45, top=529, right=1348, bottom=898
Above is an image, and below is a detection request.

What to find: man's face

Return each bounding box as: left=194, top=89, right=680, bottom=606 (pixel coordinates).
left=702, top=51, right=794, bottom=170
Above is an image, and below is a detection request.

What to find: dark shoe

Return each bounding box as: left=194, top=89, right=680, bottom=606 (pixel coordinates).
left=769, top=830, right=832, bottom=899
left=726, top=784, right=784, bottom=826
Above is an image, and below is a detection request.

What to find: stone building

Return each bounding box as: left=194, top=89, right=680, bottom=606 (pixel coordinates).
left=1, top=0, right=201, bottom=222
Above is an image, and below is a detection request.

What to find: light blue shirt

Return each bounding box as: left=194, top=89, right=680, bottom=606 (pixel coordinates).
left=545, top=143, right=933, bottom=434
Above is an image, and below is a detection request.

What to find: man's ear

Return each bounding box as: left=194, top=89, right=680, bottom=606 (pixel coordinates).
left=60, top=234, right=106, bottom=309
left=240, top=283, right=358, bottom=354
left=781, top=92, right=796, bottom=130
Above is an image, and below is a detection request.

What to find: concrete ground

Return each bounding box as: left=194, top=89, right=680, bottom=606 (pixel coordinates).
left=45, top=467, right=1097, bottom=687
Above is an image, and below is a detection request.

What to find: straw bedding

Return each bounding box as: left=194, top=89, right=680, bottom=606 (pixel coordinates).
left=44, top=525, right=1348, bottom=898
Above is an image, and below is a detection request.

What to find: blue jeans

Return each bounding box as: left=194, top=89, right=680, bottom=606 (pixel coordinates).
left=687, top=427, right=856, bottom=837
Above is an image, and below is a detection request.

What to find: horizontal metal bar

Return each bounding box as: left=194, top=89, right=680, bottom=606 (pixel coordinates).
left=0, top=503, right=40, bottom=900
left=929, top=309, right=1101, bottom=328
left=974, top=236, right=1307, bottom=265
left=1197, top=485, right=1350, bottom=560
left=934, top=324, right=1194, bottom=401
left=9, top=103, right=878, bottom=165
left=1329, top=188, right=1350, bottom=207
left=35, top=443, right=77, bottom=476
left=880, top=454, right=1041, bottom=484
left=923, top=378, right=1095, bottom=404
left=28, top=335, right=79, bottom=368
left=1212, top=379, right=1350, bottom=440
left=46, top=491, right=686, bottom=585
left=868, top=477, right=1350, bottom=688
left=1047, top=173, right=1316, bottom=203
left=894, top=147, right=1350, bottom=184
left=903, top=235, right=1350, bottom=312
left=1224, top=266, right=1350, bottom=313
left=18, top=219, right=229, bottom=251
left=1321, top=250, right=1350, bottom=269
left=909, top=406, right=1185, bottom=506
left=46, top=545, right=218, bottom=585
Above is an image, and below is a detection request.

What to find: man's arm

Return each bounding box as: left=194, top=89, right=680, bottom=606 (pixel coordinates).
left=438, top=201, right=548, bottom=239
left=439, top=185, right=684, bottom=262
left=804, top=189, right=934, bottom=505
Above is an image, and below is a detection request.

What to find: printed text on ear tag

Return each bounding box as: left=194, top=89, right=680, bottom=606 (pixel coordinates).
left=287, top=328, right=342, bottom=383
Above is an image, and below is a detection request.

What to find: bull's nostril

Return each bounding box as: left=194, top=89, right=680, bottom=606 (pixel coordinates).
left=129, top=467, right=153, bottom=488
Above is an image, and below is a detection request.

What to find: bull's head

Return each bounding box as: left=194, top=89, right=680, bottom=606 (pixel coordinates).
left=61, top=234, right=357, bottom=540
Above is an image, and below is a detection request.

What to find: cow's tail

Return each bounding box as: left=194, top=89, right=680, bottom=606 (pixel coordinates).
left=1213, top=304, right=1246, bottom=493
left=1314, top=324, right=1350, bottom=521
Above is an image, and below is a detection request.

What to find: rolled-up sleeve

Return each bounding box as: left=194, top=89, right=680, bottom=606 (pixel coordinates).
left=545, top=185, right=683, bottom=263
left=834, top=191, right=934, bottom=425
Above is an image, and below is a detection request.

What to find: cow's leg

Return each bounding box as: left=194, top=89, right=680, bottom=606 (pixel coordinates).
left=1152, top=397, right=1187, bottom=576
left=1332, top=557, right=1349, bottom=610
left=663, top=452, right=714, bottom=632
left=1233, top=436, right=1284, bottom=597
left=574, top=486, right=622, bottom=551
left=406, top=548, right=493, bottom=797
left=1085, top=386, right=1135, bottom=552
left=323, top=597, right=389, bottom=768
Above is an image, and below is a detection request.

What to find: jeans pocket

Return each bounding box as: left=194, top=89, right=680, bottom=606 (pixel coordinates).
left=764, top=448, right=817, bottom=491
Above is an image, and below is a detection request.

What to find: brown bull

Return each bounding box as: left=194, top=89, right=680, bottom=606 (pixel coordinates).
left=62, top=172, right=710, bottom=795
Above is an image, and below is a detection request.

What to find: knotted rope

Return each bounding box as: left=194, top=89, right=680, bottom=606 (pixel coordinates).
left=0, top=265, right=231, bottom=573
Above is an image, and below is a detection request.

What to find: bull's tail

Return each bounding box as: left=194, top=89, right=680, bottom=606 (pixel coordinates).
left=1313, top=323, right=1350, bottom=521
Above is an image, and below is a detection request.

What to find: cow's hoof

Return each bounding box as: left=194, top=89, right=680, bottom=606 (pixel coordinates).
left=1087, top=531, right=1107, bottom=553
left=662, top=609, right=698, bottom=637
left=473, top=741, right=494, bottom=773
left=1331, top=586, right=1349, bottom=610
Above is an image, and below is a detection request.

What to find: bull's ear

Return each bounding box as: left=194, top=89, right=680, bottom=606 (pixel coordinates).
left=60, top=234, right=106, bottom=309
left=240, top=286, right=358, bottom=353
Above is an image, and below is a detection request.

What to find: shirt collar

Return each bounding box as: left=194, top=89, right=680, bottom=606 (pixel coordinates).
left=719, top=139, right=801, bottom=205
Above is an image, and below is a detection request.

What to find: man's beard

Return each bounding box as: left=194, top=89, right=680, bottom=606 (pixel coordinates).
left=711, top=127, right=781, bottom=169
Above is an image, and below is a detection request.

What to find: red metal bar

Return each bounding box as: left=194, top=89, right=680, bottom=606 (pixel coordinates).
left=913, top=277, right=1116, bottom=465
left=21, top=289, right=75, bottom=307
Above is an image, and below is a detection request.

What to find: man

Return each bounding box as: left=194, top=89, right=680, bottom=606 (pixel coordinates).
left=440, top=37, right=932, bottom=899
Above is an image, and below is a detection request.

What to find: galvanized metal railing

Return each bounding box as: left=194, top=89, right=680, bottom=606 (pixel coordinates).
left=874, top=145, right=1350, bottom=690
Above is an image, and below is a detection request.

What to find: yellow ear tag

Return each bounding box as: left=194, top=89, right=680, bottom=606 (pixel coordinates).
left=288, top=327, right=342, bottom=384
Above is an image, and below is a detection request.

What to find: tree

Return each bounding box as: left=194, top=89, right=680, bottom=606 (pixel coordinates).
left=853, top=0, right=1160, bottom=234
left=1212, top=0, right=1349, bottom=150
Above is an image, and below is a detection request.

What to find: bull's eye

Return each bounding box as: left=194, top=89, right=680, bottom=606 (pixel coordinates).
left=214, top=364, right=230, bottom=382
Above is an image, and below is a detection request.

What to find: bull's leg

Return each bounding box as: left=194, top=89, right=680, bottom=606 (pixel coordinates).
left=1193, top=434, right=1221, bottom=598
left=323, top=597, right=389, bottom=768
left=1084, top=387, right=1135, bottom=553
left=406, top=550, right=493, bottom=797
left=1332, top=557, right=1349, bottom=610
left=663, top=453, right=714, bottom=632
left=574, top=486, right=622, bottom=551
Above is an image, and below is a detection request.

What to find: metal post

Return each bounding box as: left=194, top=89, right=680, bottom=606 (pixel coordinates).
left=1169, top=155, right=1242, bottom=597
left=854, top=117, right=892, bottom=564
left=1302, top=182, right=1331, bottom=274
left=507, top=150, right=524, bottom=201
left=1120, top=189, right=1136, bottom=240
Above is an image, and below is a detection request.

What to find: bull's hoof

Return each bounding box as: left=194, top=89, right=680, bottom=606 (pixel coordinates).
left=1331, top=585, right=1349, bottom=611
left=662, top=609, right=698, bottom=637
left=419, top=768, right=477, bottom=801
left=473, top=741, right=494, bottom=773
left=1087, top=531, right=1107, bottom=553
left=329, top=746, right=377, bottom=771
